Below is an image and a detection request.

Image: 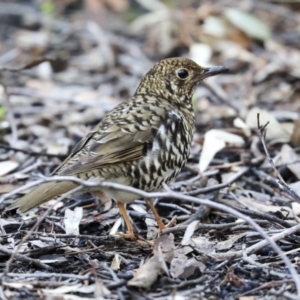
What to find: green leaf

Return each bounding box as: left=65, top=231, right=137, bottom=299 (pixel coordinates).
left=225, top=8, right=271, bottom=41
left=41, top=1, right=55, bottom=15
left=0, top=107, right=5, bottom=119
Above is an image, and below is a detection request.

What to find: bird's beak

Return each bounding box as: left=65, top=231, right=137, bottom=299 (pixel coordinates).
left=203, top=66, right=229, bottom=77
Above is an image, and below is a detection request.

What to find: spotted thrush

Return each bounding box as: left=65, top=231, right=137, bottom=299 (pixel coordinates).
left=8, top=58, right=228, bottom=238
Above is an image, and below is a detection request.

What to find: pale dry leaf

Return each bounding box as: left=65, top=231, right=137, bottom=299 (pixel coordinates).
left=245, top=107, right=290, bottom=141
left=225, top=8, right=270, bottom=41
left=75, top=284, right=98, bottom=294
left=105, top=0, right=129, bottom=12
left=130, top=204, right=157, bottom=239
left=281, top=144, right=300, bottom=180
left=292, top=202, right=300, bottom=223
left=237, top=194, right=293, bottom=215
left=215, top=233, right=247, bottom=251
left=170, top=255, right=187, bottom=278
left=94, top=279, right=111, bottom=298
left=0, top=183, right=21, bottom=194
left=135, top=0, right=167, bottom=11
left=0, top=160, right=19, bottom=177
left=202, top=16, right=227, bottom=38
left=157, top=242, right=170, bottom=276
left=64, top=207, right=83, bottom=235
left=109, top=217, right=123, bottom=235
left=233, top=117, right=251, bottom=137
left=153, top=233, right=175, bottom=262
left=42, top=284, right=82, bottom=295
left=130, top=203, right=147, bottom=214
left=127, top=255, right=162, bottom=288
left=281, top=122, right=295, bottom=139
left=145, top=218, right=158, bottom=240
left=46, top=295, right=93, bottom=300
left=36, top=61, right=52, bottom=80
left=189, top=43, right=212, bottom=66
left=88, top=259, right=100, bottom=268
left=178, top=257, right=206, bottom=279
left=173, top=246, right=194, bottom=257
left=39, top=255, right=67, bottom=264
left=28, top=124, right=51, bottom=138
left=181, top=220, right=199, bottom=246
left=4, top=282, right=33, bottom=289
left=111, top=254, right=121, bottom=271
left=46, top=142, right=69, bottom=155
left=199, top=129, right=244, bottom=172
left=131, top=10, right=169, bottom=35
left=288, top=182, right=300, bottom=200
left=170, top=256, right=206, bottom=279
left=101, top=197, right=113, bottom=213
left=191, top=236, right=216, bottom=256
left=0, top=218, right=20, bottom=228
left=29, top=240, right=49, bottom=248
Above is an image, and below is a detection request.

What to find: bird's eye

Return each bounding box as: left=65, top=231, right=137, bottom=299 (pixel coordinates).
left=176, top=68, right=189, bottom=79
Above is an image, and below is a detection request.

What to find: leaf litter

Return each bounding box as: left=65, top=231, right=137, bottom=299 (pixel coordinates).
left=1, top=0, right=300, bottom=299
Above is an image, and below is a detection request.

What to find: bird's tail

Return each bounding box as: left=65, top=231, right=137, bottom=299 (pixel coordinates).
left=7, top=181, right=78, bottom=213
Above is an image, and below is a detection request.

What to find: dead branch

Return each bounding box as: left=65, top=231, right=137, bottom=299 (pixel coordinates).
left=257, top=113, right=300, bottom=203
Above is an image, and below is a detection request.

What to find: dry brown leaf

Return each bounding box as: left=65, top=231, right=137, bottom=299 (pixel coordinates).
left=156, top=242, right=170, bottom=277
left=291, top=120, right=300, bottom=146
left=237, top=193, right=293, bottom=215
left=170, top=255, right=187, bottom=278
left=191, top=236, right=217, bottom=256
left=170, top=256, right=206, bottom=279
left=215, top=233, right=247, bottom=251
left=221, top=268, right=244, bottom=286
left=0, top=183, right=21, bottom=194
left=177, top=258, right=206, bottom=279
left=127, top=255, right=162, bottom=289
left=153, top=233, right=175, bottom=263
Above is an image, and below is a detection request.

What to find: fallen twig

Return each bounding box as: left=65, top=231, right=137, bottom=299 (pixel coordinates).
left=257, top=113, right=300, bottom=203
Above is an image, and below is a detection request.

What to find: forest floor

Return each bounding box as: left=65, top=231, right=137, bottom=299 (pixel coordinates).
left=1, top=1, right=300, bottom=299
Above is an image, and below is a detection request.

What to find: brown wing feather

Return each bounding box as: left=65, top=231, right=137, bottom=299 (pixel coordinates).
left=55, top=96, right=166, bottom=176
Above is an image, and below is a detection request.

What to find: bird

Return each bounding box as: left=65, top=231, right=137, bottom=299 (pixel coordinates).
left=7, top=57, right=228, bottom=239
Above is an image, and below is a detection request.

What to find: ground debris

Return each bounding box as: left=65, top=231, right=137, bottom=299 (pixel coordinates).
left=1, top=0, right=300, bottom=299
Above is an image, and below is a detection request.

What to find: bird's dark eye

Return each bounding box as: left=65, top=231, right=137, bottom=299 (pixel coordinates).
left=176, top=68, right=189, bottom=79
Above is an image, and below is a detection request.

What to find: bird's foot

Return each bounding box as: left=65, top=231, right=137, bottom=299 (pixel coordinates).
left=118, top=230, right=138, bottom=240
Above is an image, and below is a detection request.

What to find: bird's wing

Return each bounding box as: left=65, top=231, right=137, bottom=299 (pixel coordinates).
left=55, top=97, right=170, bottom=176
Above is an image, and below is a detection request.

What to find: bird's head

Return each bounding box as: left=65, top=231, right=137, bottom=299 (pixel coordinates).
left=135, top=57, right=229, bottom=104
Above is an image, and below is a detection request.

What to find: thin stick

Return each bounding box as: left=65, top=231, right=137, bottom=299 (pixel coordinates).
left=257, top=113, right=300, bottom=203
